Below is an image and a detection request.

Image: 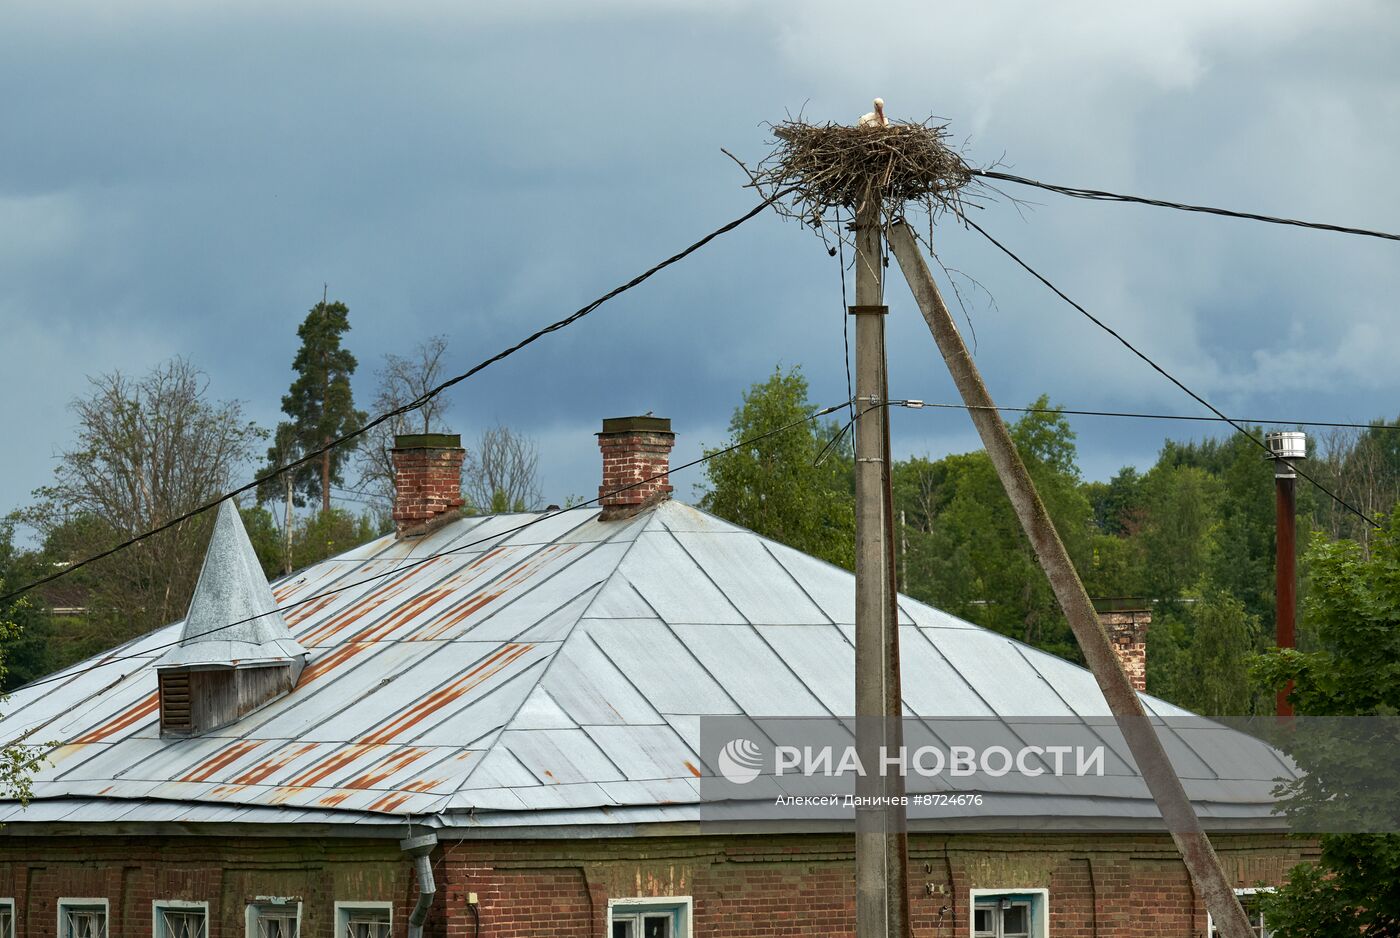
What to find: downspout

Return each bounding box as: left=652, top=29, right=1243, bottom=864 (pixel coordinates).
left=400, top=832, right=438, bottom=938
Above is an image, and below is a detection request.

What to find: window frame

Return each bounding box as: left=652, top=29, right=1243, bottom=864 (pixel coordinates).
left=0, top=898, right=15, bottom=938
left=1206, top=886, right=1275, bottom=937
left=152, top=900, right=210, bottom=938
left=969, top=888, right=1049, bottom=938
left=606, top=896, right=694, bottom=938
left=58, top=897, right=109, bottom=938
left=334, top=901, right=393, bottom=938
left=246, top=897, right=302, bottom=938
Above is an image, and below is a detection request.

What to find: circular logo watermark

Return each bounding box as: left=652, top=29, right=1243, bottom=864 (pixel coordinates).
left=717, top=738, right=764, bottom=784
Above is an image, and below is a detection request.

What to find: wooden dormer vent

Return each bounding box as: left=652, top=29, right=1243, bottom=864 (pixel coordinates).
left=154, top=500, right=307, bottom=737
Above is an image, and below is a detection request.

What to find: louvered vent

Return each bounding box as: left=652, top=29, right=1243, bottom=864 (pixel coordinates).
left=159, top=669, right=193, bottom=734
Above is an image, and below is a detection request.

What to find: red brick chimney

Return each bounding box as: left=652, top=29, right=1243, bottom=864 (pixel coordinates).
left=597, top=416, right=675, bottom=520
left=391, top=433, right=466, bottom=537
left=1101, top=608, right=1150, bottom=693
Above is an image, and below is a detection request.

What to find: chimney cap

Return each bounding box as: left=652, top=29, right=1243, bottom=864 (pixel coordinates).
left=599, top=415, right=672, bottom=436
left=393, top=432, right=463, bottom=451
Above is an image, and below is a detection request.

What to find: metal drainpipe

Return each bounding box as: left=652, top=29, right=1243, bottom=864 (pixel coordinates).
left=400, top=832, right=438, bottom=938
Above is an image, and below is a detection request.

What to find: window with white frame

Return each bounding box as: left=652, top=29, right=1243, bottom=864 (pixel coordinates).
left=247, top=900, right=300, bottom=938
left=59, top=899, right=109, bottom=938
left=1208, top=888, right=1273, bottom=938
left=154, top=902, right=208, bottom=938
left=607, top=897, right=692, bottom=938
left=971, top=889, right=1048, bottom=938
left=0, top=899, right=14, bottom=938
left=335, top=903, right=391, bottom=938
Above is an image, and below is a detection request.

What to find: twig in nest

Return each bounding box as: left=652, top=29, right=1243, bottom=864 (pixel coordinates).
left=730, top=118, right=981, bottom=245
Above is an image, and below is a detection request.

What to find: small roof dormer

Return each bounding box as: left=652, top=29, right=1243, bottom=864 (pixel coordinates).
left=154, top=500, right=307, bottom=736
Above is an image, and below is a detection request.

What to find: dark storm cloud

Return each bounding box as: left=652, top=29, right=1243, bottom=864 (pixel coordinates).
left=2, top=1, right=1398, bottom=524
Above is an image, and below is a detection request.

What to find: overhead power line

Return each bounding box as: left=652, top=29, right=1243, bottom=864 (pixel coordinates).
left=962, top=217, right=1381, bottom=529
left=0, top=192, right=788, bottom=607
left=886, top=400, right=1400, bottom=433
left=973, top=169, right=1400, bottom=243
left=14, top=401, right=847, bottom=695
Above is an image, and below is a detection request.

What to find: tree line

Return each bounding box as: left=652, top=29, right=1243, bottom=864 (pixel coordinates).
left=0, top=297, right=541, bottom=689
left=699, top=365, right=1400, bottom=719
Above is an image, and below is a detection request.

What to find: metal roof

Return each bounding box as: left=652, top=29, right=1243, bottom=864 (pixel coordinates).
left=0, top=500, right=1296, bottom=833
left=158, top=499, right=307, bottom=669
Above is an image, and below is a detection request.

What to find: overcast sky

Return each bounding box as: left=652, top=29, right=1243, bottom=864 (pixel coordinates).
left=3, top=1, right=1398, bottom=534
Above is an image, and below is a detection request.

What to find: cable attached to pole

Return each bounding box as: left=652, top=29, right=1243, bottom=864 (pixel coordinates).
left=963, top=216, right=1380, bottom=529
left=973, top=169, right=1400, bottom=243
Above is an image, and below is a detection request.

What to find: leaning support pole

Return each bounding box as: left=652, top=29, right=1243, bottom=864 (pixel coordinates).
left=888, top=221, right=1255, bottom=938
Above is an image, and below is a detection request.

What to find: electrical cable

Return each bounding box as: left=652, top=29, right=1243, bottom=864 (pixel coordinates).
left=837, top=211, right=856, bottom=429
left=0, top=192, right=790, bottom=606
left=883, top=400, right=1400, bottom=433
left=973, top=169, right=1400, bottom=243
left=12, top=400, right=849, bottom=695
left=963, top=216, right=1381, bottom=528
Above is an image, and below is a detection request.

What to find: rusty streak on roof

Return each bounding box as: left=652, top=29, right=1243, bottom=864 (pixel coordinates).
left=0, top=501, right=1297, bottom=832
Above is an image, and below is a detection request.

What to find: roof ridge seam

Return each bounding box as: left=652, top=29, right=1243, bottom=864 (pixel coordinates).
left=434, top=512, right=657, bottom=807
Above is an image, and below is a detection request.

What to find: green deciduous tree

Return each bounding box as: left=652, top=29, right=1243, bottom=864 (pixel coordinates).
left=0, top=524, right=54, bottom=800
left=289, top=508, right=380, bottom=571
left=700, top=366, right=855, bottom=570
left=22, top=358, right=262, bottom=638
left=1253, top=516, right=1400, bottom=936
left=272, top=298, right=366, bottom=516
left=896, top=398, right=1094, bottom=660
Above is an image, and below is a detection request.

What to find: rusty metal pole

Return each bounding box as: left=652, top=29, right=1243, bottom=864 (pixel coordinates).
left=1274, top=462, right=1298, bottom=717
left=888, top=221, right=1255, bottom=938
left=852, top=193, right=910, bottom=938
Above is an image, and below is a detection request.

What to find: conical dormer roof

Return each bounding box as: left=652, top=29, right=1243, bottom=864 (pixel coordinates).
left=2, top=500, right=1293, bottom=829
left=156, top=500, right=306, bottom=669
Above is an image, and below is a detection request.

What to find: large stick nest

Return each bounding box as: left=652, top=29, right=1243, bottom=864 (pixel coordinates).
left=731, top=118, right=983, bottom=240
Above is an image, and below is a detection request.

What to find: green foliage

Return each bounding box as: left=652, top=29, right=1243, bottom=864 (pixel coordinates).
left=1255, top=521, right=1400, bottom=717
left=1136, top=466, right=1219, bottom=612
left=1084, top=466, right=1145, bottom=537
left=0, top=524, right=52, bottom=801
left=271, top=299, right=367, bottom=513
left=0, top=521, right=55, bottom=691
left=700, top=366, right=855, bottom=570
left=289, top=508, right=380, bottom=572
left=1253, top=516, right=1400, bottom=936
left=20, top=359, right=260, bottom=637
left=898, top=398, right=1093, bottom=659
left=1160, top=433, right=1278, bottom=622
left=240, top=505, right=285, bottom=581
left=1179, top=590, right=1263, bottom=715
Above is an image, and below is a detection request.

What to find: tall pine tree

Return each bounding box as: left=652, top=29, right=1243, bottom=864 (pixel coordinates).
left=272, top=297, right=366, bottom=515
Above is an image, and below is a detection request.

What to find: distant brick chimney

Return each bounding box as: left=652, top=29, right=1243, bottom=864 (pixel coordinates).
left=598, top=416, right=674, bottom=520
left=1101, top=608, right=1150, bottom=693
left=392, top=433, right=466, bottom=537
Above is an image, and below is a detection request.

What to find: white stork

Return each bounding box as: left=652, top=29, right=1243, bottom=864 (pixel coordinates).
left=858, top=97, right=887, bottom=129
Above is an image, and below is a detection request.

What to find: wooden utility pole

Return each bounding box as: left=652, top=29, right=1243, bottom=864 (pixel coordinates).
left=852, top=194, right=911, bottom=938
left=1269, top=432, right=1304, bottom=716
left=888, top=221, right=1256, bottom=938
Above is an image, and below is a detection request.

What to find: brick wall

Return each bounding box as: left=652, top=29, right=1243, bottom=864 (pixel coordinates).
left=0, top=836, right=418, bottom=938
left=597, top=417, right=675, bottom=519
left=391, top=434, right=466, bottom=537
left=438, top=831, right=1314, bottom=937
left=1101, top=610, right=1151, bottom=693
left=0, top=830, right=1313, bottom=937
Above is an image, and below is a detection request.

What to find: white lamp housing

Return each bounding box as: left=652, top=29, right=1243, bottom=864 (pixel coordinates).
left=1266, top=430, right=1307, bottom=461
